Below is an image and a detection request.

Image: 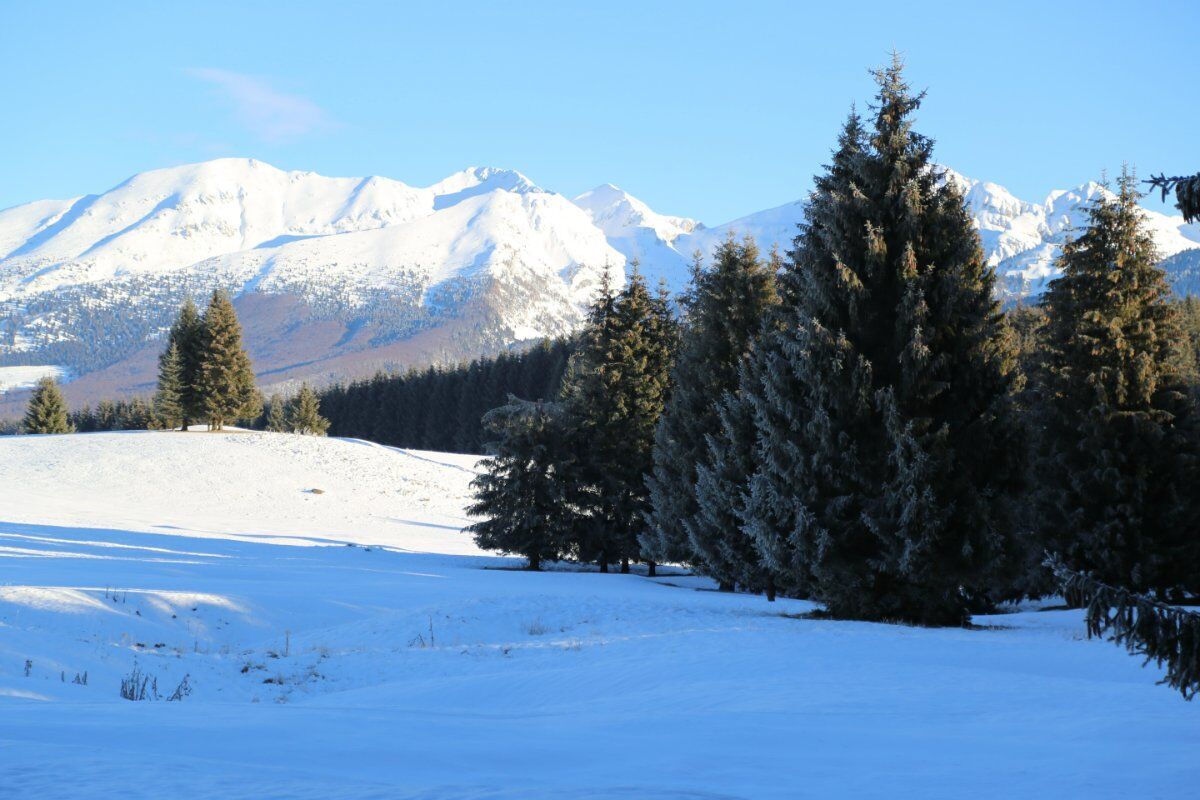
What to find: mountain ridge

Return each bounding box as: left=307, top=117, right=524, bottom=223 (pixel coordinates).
left=1, top=157, right=1198, bottom=410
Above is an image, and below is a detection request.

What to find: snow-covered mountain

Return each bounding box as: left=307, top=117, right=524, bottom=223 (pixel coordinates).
left=1, top=157, right=1198, bottom=408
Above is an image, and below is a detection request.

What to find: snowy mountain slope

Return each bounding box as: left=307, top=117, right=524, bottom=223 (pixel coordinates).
left=2, top=158, right=1199, bottom=407
left=2, top=431, right=1197, bottom=798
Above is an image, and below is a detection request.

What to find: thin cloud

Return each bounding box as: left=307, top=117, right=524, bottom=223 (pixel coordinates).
left=187, top=68, right=334, bottom=143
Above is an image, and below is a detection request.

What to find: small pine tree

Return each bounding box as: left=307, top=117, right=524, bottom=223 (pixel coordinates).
left=154, top=342, right=185, bottom=429
left=467, top=398, right=575, bottom=570
left=1037, top=169, right=1200, bottom=596
left=265, top=393, right=289, bottom=432
left=288, top=384, right=330, bottom=436
left=197, top=290, right=257, bottom=431
left=23, top=376, right=73, bottom=434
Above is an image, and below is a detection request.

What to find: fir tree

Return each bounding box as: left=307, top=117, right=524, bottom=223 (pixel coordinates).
left=265, top=393, right=289, bottom=432
left=738, top=58, right=1024, bottom=624
left=197, top=290, right=257, bottom=431
left=642, top=238, right=779, bottom=578
left=467, top=398, right=575, bottom=570
left=288, top=384, right=330, bottom=436
left=23, top=376, right=73, bottom=434
left=691, top=381, right=777, bottom=598
left=1037, top=170, right=1200, bottom=596
left=560, top=269, right=676, bottom=572
left=154, top=342, right=185, bottom=429
left=166, top=298, right=206, bottom=431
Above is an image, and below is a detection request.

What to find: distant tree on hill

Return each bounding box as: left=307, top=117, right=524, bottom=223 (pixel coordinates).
left=23, top=376, right=73, bottom=434
left=166, top=297, right=206, bottom=431
left=287, top=384, right=330, bottom=436
left=265, top=393, right=289, bottom=432
left=196, top=290, right=257, bottom=431
left=467, top=398, right=575, bottom=570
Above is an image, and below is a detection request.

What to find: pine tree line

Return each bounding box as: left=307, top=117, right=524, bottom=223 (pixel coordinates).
left=466, top=58, right=1200, bottom=633
left=71, top=397, right=157, bottom=432
left=318, top=338, right=573, bottom=453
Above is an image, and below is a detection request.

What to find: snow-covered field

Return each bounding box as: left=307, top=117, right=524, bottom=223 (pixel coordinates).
left=0, top=365, right=69, bottom=394
left=1, top=431, right=1197, bottom=799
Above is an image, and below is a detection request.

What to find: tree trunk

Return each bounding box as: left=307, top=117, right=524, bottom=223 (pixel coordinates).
left=599, top=560, right=608, bottom=573
left=719, top=581, right=734, bottom=593
left=766, top=576, right=776, bottom=603
left=647, top=561, right=656, bottom=577
left=528, top=555, right=541, bottom=571
left=620, top=558, right=630, bottom=574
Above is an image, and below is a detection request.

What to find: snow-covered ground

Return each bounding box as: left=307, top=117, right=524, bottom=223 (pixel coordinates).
left=1, top=431, right=1197, bottom=798
left=0, top=365, right=69, bottom=394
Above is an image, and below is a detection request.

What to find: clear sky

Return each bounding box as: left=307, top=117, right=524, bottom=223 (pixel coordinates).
left=2, top=0, right=1196, bottom=223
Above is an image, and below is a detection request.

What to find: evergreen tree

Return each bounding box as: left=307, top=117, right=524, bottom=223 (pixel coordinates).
left=288, top=383, right=330, bottom=436
left=467, top=398, right=575, bottom=570
left=738, top=58, right=1024, bottom=624
left=265, top=393, right=289, bottom=432
left=166, top=298, right=205, bottom=431
left=1037, top=170, right=1199, bottom=596
left=23, top=376, right=72, bottom=434
left=197, top=290, right=257, bottom=431
left=1175, top=296, right=1200, bottom=386
left=560, top=270, right=676, bottom=572
left=691, top=381, right=777, bottom=597
left=154, top=342, right=185, bottom=429
left=642, top=239, right=779, bottom=577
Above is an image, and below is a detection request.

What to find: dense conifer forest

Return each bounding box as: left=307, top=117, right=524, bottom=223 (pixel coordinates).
left=317, top=338, right=573, bottom=453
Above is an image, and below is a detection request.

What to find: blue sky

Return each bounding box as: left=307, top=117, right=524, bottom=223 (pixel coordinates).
left=2, top=1, right=1196, bottom=223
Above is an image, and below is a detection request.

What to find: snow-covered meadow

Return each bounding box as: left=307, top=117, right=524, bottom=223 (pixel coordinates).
left=1, top=431, right=1196, bottom=798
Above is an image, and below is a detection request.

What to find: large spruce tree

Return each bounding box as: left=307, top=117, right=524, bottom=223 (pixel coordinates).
left=1037, top=170, right=1199, bottom=597
left=560, top=269, right=676, bottom=572
left=197, top=290, right=257, bottom=431
left=738, top=58, right=1024, bottom=624
left=467, top=398, right=575, bottom=570
left=642, top=238, right=778, bottom=578
left=23, top=376, right=73, bottom=434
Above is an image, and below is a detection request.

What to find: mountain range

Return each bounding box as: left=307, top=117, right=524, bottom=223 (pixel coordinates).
left=1, top=158, right=1198, bottom=411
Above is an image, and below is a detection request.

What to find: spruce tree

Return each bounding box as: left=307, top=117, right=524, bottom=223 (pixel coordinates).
left=154, top=342, right=185, bottom=429
left=23, top=376, right=73, bottom=434
left=738, top=59, right=1024, bottom=624
left=560, top=270, right=676, bottom=571
left=288, top=384, right=330, bottom=436
left=166, top=298, right=205, bottom=431
left=265, top=393, right=289, bottom=432
left=642, top=239, right=778, bottom=577
left=1037, top=170, right=1200, bottom=596
left=197, top=290, right=257, bottom=431
left=467, top=398, right=575, bottom=569
left=691, top=381, right=777, bottom=597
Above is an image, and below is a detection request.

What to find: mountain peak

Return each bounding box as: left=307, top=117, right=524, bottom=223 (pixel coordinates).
left=427, top=167, right=541, bottom=210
